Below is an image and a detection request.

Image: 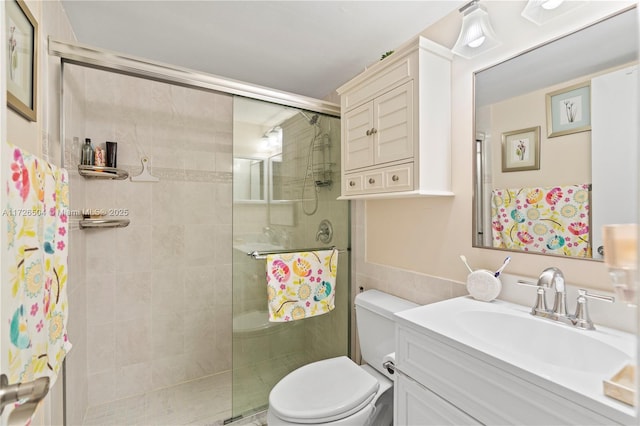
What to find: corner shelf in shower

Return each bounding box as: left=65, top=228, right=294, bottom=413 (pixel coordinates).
left=78, top=165, right=129, bottom=180
left=79, top=218, right=130, bottom=229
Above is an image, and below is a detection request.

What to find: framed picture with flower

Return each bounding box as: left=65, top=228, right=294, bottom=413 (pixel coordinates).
left=501, top=126, right=540, bottom=172
left=6, top=0, right=38, bottom=121
left=546, top=81, right=591, bottom=138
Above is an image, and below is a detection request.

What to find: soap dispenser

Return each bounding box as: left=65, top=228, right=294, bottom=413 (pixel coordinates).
left=81, top=138, right=94, bottom=166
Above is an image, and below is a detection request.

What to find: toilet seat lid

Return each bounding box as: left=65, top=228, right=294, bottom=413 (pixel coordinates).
left=269, top=356, right=379, bottom=424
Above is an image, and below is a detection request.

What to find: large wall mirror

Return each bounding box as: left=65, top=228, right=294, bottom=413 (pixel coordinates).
left=474, top=7, right=638, bottom=261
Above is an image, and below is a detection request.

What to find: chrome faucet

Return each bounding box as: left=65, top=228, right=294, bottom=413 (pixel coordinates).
left=518, top=267, right=615, bottom=330
left=537, top=267, right=568, bottom=318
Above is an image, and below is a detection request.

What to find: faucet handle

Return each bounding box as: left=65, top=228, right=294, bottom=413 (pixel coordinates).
left=517, top=280, right=548, bottom=314
left=578, top=289, right=615, bottom=303
left=573, top=289, right=615, bottom=330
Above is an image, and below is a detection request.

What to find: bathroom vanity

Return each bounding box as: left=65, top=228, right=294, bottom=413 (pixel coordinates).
left=394, top=297, right=636, bottom=425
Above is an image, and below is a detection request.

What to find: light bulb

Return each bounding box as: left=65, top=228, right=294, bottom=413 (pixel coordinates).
left=468, top=36, right=486, bottom=48
left=541, top=0, right=564, bottom=10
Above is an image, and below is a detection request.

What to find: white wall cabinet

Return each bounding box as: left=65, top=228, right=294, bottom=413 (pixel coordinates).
left=337, top=37, right=453, bottom=199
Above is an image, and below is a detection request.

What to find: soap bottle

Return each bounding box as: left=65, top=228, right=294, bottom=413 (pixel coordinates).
left=81, top=138, right=94, bottom=166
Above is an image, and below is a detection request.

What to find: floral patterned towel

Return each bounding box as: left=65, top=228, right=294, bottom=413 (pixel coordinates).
left=491, top=184, right=591, bottom=257
left=5, top=143, right=71, bottom=387
left=266, top=249, right=338, bottom=322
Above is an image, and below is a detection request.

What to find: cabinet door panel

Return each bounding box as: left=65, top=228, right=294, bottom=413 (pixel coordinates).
left=374, top=81, right=413, bottom=165
left=395, top=373, right=480, bottom=426
left=344, top=103, right=374, bottom=171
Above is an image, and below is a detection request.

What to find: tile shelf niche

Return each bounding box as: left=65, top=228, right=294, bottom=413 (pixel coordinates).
left=78, top=164, right=129, bottom=180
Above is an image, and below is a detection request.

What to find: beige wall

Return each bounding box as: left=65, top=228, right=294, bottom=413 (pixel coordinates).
left=364, top=1, right=636, bottom=292
left=5, top=0, right=87, bottom=424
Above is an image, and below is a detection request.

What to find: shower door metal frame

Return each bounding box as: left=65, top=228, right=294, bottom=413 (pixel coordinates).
left=50, top=37, right=340, bottom=168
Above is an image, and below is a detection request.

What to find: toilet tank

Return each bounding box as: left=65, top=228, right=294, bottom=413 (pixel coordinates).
left=354, top=290, right=418, bottom=376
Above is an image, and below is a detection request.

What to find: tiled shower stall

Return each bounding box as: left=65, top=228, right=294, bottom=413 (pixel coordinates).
left=61, top=61, right=350, bottom=425
left=63, top=65, right=234, bottom=420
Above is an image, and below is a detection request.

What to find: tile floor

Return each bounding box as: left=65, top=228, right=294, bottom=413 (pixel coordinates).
left=83, top=371, right=235, bottom=425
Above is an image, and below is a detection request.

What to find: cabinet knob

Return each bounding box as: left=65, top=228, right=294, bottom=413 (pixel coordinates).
left=365, top=129, right=371, bottom=136
left=368, top=178, right=376, bottom=184
left=392, top=175, right=399, bottom=182
left=349, top=180, right=356, bottom=187
left=370, top=128, right=377, bottom=135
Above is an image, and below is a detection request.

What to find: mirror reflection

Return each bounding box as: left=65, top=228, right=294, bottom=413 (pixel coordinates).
left=474, top=8, right=638, bottom=260
left=233, top=158, right=266, bottom=202
left=269, top=154, right=284, bottom=202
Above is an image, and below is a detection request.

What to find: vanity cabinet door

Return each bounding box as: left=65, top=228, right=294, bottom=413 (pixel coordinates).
left=343, top=81, right=414, bottom=172
left=395, top=372, right=480, bottom=426
left=343, top=102, right=374, bottom=171
left=373, top=81, right=414, bottom=165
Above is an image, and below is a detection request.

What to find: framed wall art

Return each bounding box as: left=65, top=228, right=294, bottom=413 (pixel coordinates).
left=501, top=126, right=540, bottom=172
left=6, top=0, right=38, bottom=121
left=546, top=81, right=590, bottom=138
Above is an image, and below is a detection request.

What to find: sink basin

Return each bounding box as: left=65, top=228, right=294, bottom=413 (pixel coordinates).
left=455, top=310, right=630, bottom=376
left=395, top=296, right=637, bottom=418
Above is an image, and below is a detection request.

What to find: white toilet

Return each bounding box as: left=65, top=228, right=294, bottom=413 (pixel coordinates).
left=267, top=290, right=418, bottom=425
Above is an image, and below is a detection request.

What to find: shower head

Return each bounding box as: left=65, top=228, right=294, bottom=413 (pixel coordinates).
left=299, top=111, right=319, bottom=126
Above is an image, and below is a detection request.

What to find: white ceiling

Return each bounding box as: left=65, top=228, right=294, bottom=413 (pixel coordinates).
left=60, top=1, right=465, bottom=101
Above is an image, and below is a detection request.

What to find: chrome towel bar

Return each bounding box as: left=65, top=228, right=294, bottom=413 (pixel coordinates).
left=248, top=246, right=347, bottom=260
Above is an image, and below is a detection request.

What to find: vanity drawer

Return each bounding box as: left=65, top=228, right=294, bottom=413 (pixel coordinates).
left=343, top=162, right=414, bottom=196
left=363, top=171, right=384, bottom=191
left=396, top=326, right=617, bottom=426
left=384, top=163, right=413, bottom=191
left=344, top=174, right=364, bottom=195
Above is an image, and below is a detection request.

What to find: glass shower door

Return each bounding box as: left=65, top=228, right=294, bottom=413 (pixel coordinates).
left=231, top=97, right=350, bottom=419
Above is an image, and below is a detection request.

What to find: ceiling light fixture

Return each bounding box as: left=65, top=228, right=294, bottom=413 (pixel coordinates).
left=521, top=0, right=588, bottom=26
left=451, top=0, right=501, bottom=59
